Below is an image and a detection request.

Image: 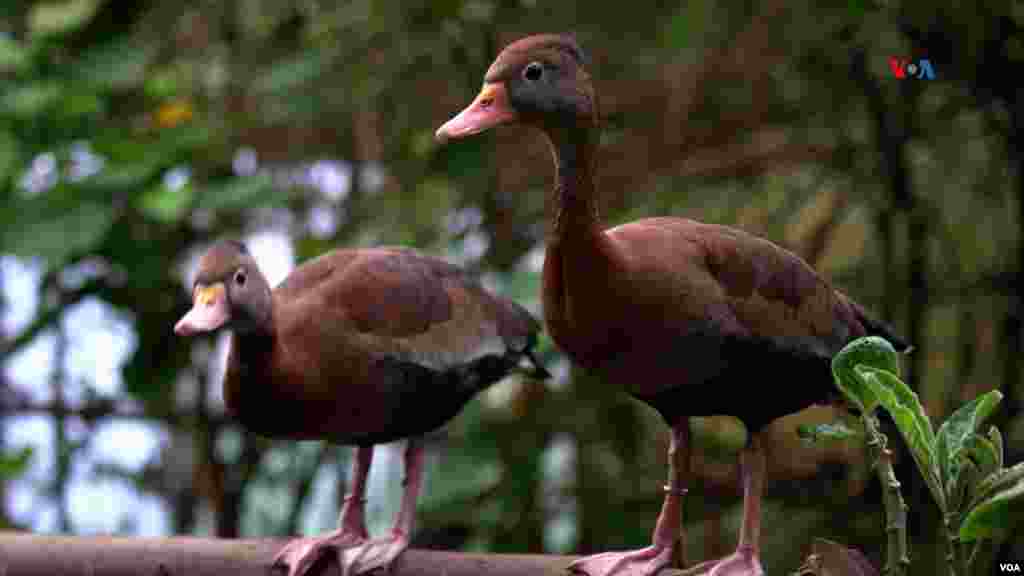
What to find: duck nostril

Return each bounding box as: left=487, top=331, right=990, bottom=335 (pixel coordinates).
left=479, top=98, right=493, bottom=109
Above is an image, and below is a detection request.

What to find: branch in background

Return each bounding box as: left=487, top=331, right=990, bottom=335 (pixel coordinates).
left=0, top=396, right=230, bottom=430
left=0, top=534, right=694, bottom=576
left=673, top=141, right=835, bottom=182
left=0, top=278, right=105, bottom=361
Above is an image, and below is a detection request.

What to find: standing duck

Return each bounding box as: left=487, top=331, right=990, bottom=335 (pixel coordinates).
left=435, top=33, right=908, bottom=576
left=174, top=240, right=548, bottom=576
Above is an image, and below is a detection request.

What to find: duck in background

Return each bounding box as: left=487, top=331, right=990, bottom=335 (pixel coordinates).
left=174, top=240, right=548, bottom=576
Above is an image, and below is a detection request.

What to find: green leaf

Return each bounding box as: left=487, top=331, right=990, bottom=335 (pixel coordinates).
left=661, top=2, right=709, bottom=52
left=960, top=474, right=1024, bottom=541
left=29, top=0, right=101, bottom=37
left=73, top=40, right=151, bottom=90
left=0, top=35, right=31, bottom=73
left=0, top=130, right=19, bottom=186
left=949, top=457, right=979, bottom=518
left=855, top=363, right=935, bottom=445
left=797, top=421, right=860, bottom=445
left=58, top=88, right=104, bottom=119
left=858, top=366, right=944, bottom=511
left=968, top=462, right=1024, bottom=513
left=936, top=390, right=1003, bottom=501
left=963, top=434, right=1001, bottom=485
left=0, top=198, right=116, bottom=269
left=144, top=71, right=177, bottom=101
left=831, top=336, right=901, bottom=413
left=0, top=446, right=34, bottom=480
left=988, top=426, right=1004, bottom=470
left=82, top=161, right=163, bottom=193
left=139, top=182, right=194, bottom=223
left=252, top=49, right=332, bottom=95
left=194, top=173, right=279, bottom=211
left=1, top=81, right=64, bottom=119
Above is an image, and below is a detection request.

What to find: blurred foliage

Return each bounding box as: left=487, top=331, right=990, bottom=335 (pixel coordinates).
left=0, top=0, right=1022, bottom=574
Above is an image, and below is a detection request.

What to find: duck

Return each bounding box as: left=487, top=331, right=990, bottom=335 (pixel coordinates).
left=435, top=33, right=908, bottom=576
left=174, top=240, right=548, bottom=576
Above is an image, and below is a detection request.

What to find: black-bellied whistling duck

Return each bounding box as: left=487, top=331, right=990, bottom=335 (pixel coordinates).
left=174, top=240, right=548, bottom=576
left=435, top=34, right=908, bottom=576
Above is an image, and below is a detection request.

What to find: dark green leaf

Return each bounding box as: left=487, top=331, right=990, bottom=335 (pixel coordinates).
left=58, top=89, right=104, bottom=119
left=82, top=162, right=163, bottom=193
left=0, top=35, right=30, bottom=73
left=0, top=130, right=18, bottom=186
left=73, top=40, right=152, bottom=90
left=960, top=473, right=1024, bottom=541
left=936, top=390, right=1003, bottom=502
left=661, top=2, right=709, bottom=52
left=1, top=198, right=115, bottom=269
left=194, top=174, right=279, bottom=211
left=0, top=446, right=34, bottom=480
left=949, top=457, right=979, bottom=518
left=252, top=49, right=332, bottom=95
left=831, top=336, right=901, bottom=413
left=144, top=69, right=181, bottom=100
left=156, top=124, right=214, bottom=154
left=1, top=81, right=64, bottom=119
left=963, top=434, right=1001, bottom=485
left=968, top=462, right=1024, bottom=514
left=138, top=183, right=194, bottom=223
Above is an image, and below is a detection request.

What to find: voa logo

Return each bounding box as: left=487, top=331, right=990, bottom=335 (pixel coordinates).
left=1001, top=562, right=1022, bottom=572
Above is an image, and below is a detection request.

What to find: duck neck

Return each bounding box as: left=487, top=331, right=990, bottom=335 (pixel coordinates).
left=542, top=124, right=625, bottom=361
left=548, top=126, right=601, bottom=243
left=232, top=316, right=276, bottom=370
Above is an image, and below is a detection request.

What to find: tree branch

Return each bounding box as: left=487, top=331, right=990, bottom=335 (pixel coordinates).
left=0, top=396, right=230, bottom=430
left=0, top=534, right=691, bottom=576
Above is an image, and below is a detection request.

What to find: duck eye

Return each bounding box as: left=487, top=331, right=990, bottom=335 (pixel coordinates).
left=523, top=61, right=544, bottom=82
left=234, top=270, right=246, bottom=287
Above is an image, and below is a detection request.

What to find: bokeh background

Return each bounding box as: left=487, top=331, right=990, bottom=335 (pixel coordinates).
left=1, top=0, right=1022, bottom=573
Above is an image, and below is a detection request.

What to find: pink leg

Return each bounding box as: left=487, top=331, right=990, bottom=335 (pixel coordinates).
left=679, top=435, right=765, bottom=576
left=273, top=446, right=374, bottom=576
left=340, top=439, right=425, bottom=576
left=568, top=424, right=690, bottom=576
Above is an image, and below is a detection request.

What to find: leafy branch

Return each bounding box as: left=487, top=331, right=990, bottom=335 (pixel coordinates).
left=805, top=336, right=1024, bottom=576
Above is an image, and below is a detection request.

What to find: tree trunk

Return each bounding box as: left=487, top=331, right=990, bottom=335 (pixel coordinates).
left=0, top=534, right=692, bottom=576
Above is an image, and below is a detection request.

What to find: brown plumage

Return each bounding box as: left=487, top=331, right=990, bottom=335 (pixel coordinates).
left=174, top=240, right=546, bottom=576
left=436, top=33, right=907, bottom=576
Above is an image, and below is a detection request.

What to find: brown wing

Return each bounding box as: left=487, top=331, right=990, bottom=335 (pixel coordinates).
left=698, top=223, right=864, bottom=356
left=614, top=217, right=878, bottom=357
left=278, top=247, right=540, bottom=371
